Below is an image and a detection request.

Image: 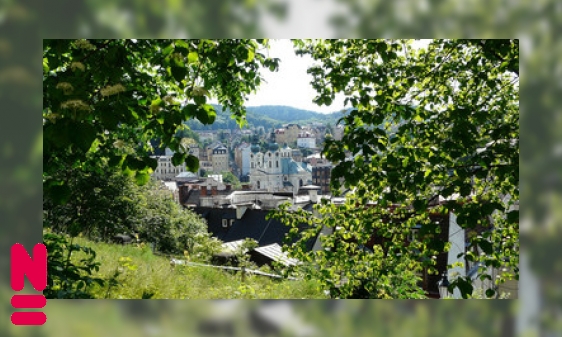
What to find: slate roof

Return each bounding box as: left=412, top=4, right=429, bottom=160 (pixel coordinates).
left=253, top=243, right=300, bottom=267
left=193, top=207, right=237, bottom=240
left=194, top=207, right=317, bottom=251
left=280, top=158, right=312, bottom=175
left=185, top=189, right=201, bottom=205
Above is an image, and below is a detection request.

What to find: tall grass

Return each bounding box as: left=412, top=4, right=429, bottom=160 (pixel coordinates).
left=70, top=237, right=327, bottom=299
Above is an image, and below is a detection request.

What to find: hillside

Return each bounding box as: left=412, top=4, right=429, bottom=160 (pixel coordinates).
left=184, top=105, right=349, bottom=131
left=63, top=237, right=326, bottom=299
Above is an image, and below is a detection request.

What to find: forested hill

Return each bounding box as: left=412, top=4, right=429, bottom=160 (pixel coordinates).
left=184, top=105, right=348, bottom=131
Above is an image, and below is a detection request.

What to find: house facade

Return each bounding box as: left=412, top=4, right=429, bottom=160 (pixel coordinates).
left=211, top=144, right=229, bottom=173
left=249, top=139, right=312, bottom=194
left=297, top=131, right=316, bottom=149
left=151, top=155, right=187, bottom=181
left=235, top=142, right=251, bottom=176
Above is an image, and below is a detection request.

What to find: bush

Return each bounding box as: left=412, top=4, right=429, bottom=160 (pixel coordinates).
left=43, top=230, right=105, bottom=299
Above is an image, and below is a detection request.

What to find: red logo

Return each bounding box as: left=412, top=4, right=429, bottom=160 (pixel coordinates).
left=10, top=243, right=47, bottom=325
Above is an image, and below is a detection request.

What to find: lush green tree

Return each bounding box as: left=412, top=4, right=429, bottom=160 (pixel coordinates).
left=43, top=164, right=140, bottom=240
left=221, top=171, right=242, bottom=189
left=272, top=39, right=519, bottom=298
left=43, top=39, right=279, bottom=204
left=134, top=180, right=209, bottom=255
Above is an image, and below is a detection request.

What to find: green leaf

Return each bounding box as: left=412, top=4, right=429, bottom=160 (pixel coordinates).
left=506, top=210, right=519, bottom=223
left=485, top=288, right=496, bottom=298
left=108, top=155, right=125, bottom=167
left=413, top=199, right=427, bottom=212
left=194, top=95, right=206, bottom=105
left=246, top=47, right=255, bottom=62
left=151, top=98, right=163, bottom=107
left=135, top=171, right=151, bottom=185
left=43, top=58, right=49, bottom=73
left=187, top=51, right=198, bottom=63
left=49, top=184, right=72, bottom=205
left=174, top=40, right=190, bottom=53
left=172, top=152, right=186, bottom=166
left=145, top=157, right=158, bottom=170
left=181, top=104, right=198, bottom=119
left=162, top=43, right=174, bottom=56
left=124, top=155, right=147, bottom=171
left=171, top=66, right=187, bottom=82
left=185, top=155, right=199, bottom=172
left=456, top=278, right=474, bottom=299
left=71, top=123, right=97, bottom=152
left=478, top=239, right=493, bottom=255
left=196, top=104, right=217, bottom=125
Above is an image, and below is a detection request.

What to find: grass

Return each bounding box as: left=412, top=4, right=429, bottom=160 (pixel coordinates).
left=69, top=237, right=327, bottom=299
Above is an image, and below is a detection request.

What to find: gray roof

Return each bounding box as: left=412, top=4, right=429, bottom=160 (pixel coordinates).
left=194, top=207, right=317, bottom=250
left=281, top=158, right=312, bottom=175
left=176, top=172, right=198, bottom=178
left=253, top=243, right=300, bottom=267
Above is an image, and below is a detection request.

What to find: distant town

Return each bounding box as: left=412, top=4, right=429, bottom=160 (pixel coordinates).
left=151, top=120, right=346, bottom=201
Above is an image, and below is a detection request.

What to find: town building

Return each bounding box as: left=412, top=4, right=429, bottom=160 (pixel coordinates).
left=151, top=155, right=187, bottom=181
left=211, top=144, right=229, bottom=173
left=248, top=134, right=312, bottom=194
left=187, top=143, right=200, bottom=158
left=274, top=124, right=301, bottom=145
left=312, top=165, right=332, bottom=195
left=234, top=142, right=252, bottom=177
left=333, top=124, right=344, bottom=141
left=297, top=131, right=316, bottom=149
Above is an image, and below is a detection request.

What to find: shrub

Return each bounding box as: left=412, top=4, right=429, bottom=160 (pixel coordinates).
left=43, top=230, right=105, bottom=299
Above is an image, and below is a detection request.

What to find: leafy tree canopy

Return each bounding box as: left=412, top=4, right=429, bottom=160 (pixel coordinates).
left=43, top=39, right=279, bottom=203
left=271, top=39, right=519, bottom=298
left=43, top=39, right=519, bottom=298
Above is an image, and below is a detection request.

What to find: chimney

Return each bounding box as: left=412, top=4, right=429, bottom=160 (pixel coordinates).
left=211, top=186, right=218, bottom=196
left=308, top=188, right=318, bottom=203
left=201, top=185, right=207, bottom=196
left=225, top=184, right=232, bottom=192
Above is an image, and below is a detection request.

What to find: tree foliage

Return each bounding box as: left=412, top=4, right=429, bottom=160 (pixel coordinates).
left=43, top=39, right=518, bottom=299
left=43, top=39, right=279, bottom=203
left=272, top=39, right=519, bottom=298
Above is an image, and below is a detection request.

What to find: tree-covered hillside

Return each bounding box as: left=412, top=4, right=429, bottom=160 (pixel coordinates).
left=184, top=104, right=348, bottom=131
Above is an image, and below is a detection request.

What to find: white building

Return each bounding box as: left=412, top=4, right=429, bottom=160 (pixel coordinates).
left=297, top=131, right=316, bottom=149
left=151, top=156, right=187, bottom=181
left=249, top=139, right=312, bottom=194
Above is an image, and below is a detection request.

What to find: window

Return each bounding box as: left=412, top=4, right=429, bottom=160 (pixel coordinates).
left=222, top=219, right=228, bottom=228
left=408, top=225, right=421, bottom=242
left=230, top=219, right=235, bottom=226
left=276, top=161, right=279, bottom=168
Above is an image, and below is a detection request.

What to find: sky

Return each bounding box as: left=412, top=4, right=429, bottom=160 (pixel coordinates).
left=241, top=39, right=431, bottom=114
left=244, top=39, right=346, bottom=114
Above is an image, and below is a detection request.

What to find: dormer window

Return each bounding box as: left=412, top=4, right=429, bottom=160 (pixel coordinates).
left=407, top=229, right=418, bottom=242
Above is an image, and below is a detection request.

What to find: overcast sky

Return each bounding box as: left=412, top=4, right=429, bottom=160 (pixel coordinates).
left=244, top=39, right=346, bottom=114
